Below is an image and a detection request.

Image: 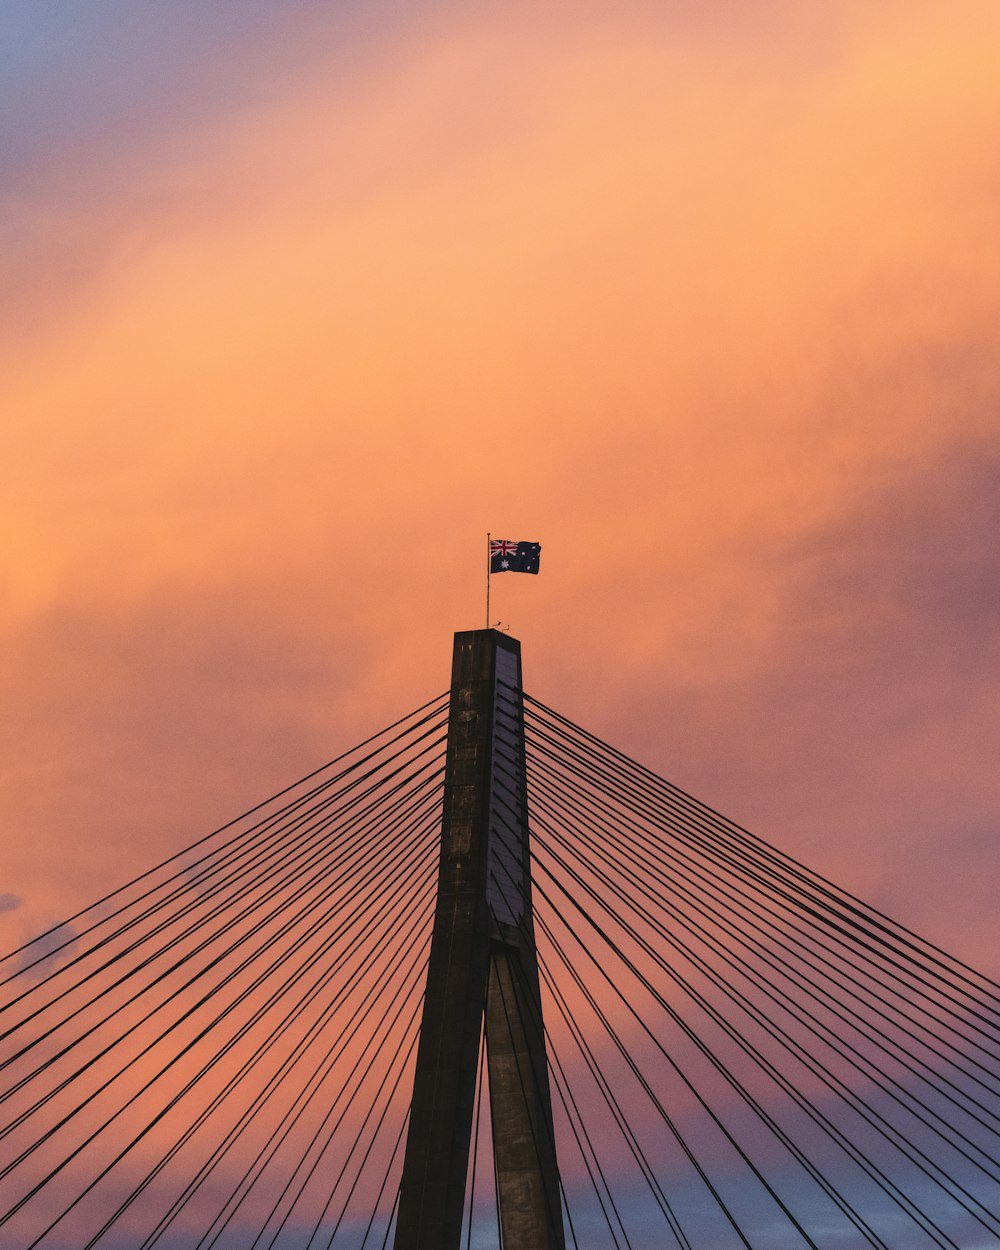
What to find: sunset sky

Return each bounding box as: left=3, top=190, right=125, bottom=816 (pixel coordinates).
left=2, top=0, right=999, bottom=992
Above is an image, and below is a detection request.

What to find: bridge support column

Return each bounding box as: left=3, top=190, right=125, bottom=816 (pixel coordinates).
left=393, top=629, right=565, bottom=1250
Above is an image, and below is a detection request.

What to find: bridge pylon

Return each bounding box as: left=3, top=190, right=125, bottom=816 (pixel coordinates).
left=393, top=629, right=565, bottom=1250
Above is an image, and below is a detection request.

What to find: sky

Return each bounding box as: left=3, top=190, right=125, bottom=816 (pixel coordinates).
left=2, top=0, right=999, bottom=1000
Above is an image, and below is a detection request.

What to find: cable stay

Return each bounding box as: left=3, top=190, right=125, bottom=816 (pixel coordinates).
left=0, top=695, right=447, bottom=1250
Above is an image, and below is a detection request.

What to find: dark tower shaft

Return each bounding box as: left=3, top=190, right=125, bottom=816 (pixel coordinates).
left=393, top=630, right=565, bottom=1250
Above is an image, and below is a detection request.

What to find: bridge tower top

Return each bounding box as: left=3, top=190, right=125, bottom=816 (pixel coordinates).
left=393, top=629, right=565, bottom=1250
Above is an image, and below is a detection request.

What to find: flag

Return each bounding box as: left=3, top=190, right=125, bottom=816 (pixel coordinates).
left=490, top=539, right=541, bottom=574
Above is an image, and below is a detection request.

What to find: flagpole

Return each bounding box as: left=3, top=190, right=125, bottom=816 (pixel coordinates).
left=486, top=531, right=491, bottom=628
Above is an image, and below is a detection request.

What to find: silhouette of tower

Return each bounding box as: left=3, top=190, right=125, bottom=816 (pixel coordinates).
left=394, top=629, right=565, bottom=1250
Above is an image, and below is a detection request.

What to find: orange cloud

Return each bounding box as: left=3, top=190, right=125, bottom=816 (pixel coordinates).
left=2, top=1, right=999, bottom=985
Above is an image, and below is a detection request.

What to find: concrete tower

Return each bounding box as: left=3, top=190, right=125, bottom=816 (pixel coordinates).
left=394, top=630, right=565, bottom=1250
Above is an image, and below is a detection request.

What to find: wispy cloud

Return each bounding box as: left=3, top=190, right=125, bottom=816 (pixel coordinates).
left=2, top=0, right=998, bottom=982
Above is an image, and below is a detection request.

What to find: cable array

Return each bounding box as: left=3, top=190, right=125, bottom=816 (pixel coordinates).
left=0, top=694, right=448, bottom=1250
left=519, top=691, right=1000, bottom=1249
left=5, top=676, right=998, bottom=1249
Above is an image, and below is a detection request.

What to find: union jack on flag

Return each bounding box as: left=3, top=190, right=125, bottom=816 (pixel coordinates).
left=489, top=539, right=541, bottom=575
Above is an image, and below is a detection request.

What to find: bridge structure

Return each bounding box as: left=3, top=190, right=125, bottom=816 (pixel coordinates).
left=1, top=629, right=999, bottom=1249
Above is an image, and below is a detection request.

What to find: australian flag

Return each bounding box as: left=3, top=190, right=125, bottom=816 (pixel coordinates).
left=490, top=539, right=541, bottom=574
